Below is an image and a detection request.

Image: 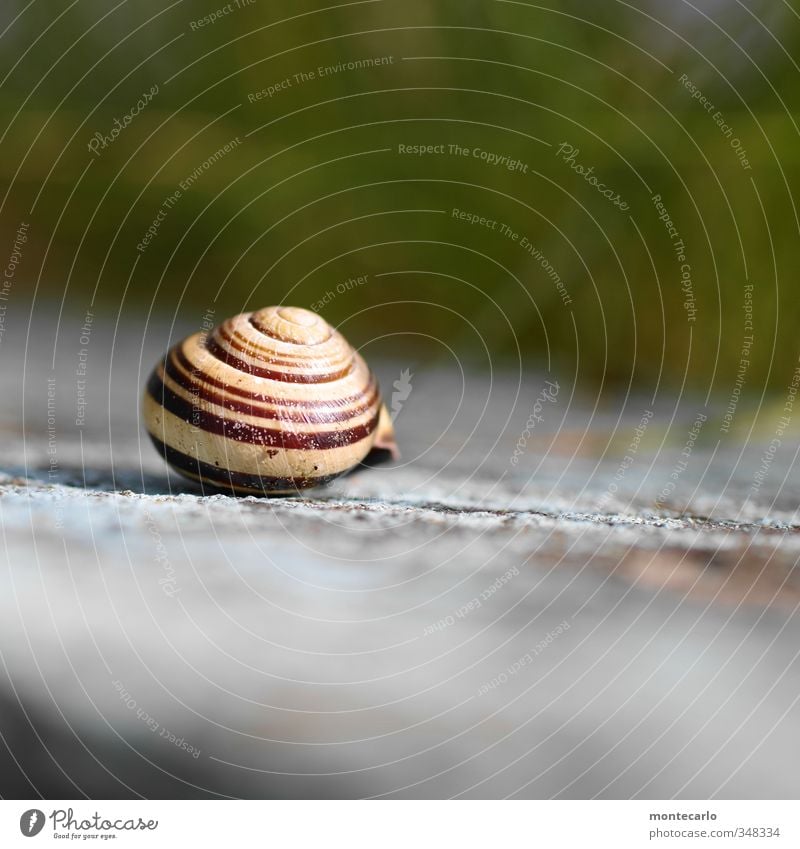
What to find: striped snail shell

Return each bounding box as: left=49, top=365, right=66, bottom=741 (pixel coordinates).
left=142, top=305, right=398, bottom=495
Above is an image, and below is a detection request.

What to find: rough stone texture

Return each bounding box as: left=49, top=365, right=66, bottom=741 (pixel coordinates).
left=1, top=310, right=799, bottom=799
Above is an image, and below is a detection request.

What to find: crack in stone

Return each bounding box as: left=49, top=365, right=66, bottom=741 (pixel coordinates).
left=2, top=474, right=798, bottom=539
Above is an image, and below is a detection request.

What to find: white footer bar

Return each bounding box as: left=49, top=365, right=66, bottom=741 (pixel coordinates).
left=2, top=799, right=796, bottom=847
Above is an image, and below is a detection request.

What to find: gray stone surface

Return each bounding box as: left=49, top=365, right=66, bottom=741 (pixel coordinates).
left=1, top=309, right=799, bottom=798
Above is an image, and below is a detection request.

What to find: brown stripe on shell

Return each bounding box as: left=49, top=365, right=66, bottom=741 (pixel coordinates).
left=218, top=327, right=351, bottom=370
left=163, top=349, right=381, bottom=423
left=226, top=324, right=331, bottom=359
left=173, top=344, right=377, bottom=408
left=206, top=337, right=353, bottom=383
left=147, top=370, right=379, bottom=449
left=147, top=433, right=340, bottom=494
left=247, top=313, right=333, bottom=345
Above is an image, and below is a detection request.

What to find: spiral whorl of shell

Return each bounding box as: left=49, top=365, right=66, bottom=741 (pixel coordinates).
left=142, top=306, right=396, bottom=495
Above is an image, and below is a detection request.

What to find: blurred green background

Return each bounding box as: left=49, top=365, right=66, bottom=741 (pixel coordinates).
left=1, top=0, right=798, bottom=392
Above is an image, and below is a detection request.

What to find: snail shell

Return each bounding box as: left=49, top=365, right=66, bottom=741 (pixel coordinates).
left=142, top=305, right=397, bottom=495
